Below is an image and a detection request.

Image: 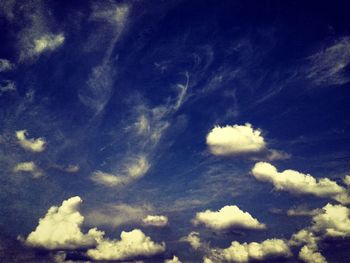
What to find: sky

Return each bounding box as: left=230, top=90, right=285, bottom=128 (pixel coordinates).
left=1, top=0, right=350, bottom=262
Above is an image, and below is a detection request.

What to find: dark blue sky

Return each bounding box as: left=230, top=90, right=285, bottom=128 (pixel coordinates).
left=1, top=0, right=350, bottom=262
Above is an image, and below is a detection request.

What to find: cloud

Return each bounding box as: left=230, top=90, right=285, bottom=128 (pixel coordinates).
left=344, top=175, right=350, bottom=187
left=0, top=80, right=16, bottom=95
left=173, top=72, right=189, bottom=110
left=205, top=239, right=291, bottom=263
left=85, top=203, right=152, bottom=228
left=86, top=229, right=165, bottom=261
left=142, top=215, right=168, bottom=227
left=181, top=231, right=202, bottom=250
left=16, top=130, right=46, bottom=152
left=33, top=33, right=65, bottom=54
left=299, top=244, right=327, bottom=263
left=206, top=123, right=266, bottom=156
left=287, top=205, right=321, bottom=217
left=165, top=255, right=182, bottom=263
left=311, top=203, right=350, bottom=238
left=251, top=162, right=350, bottom=204
left=192, top=205, right=266, bottom=231
left=91, top=155, right=150, bottom=187
left=13, top=161, right=43, bottom=178
left=307, top=37, right=350, bottom=86
left=0, top=58, right=14, bottom=72
left=25, top=196, right=100, bottom=249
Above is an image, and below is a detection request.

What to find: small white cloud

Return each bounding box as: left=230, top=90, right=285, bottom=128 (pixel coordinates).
left=299, top=244, right=327, bottom=263
left=33, top=33, right=65, bottom=54
left=206, top=123, right=266, bottom=155
left=165, top=255, right=182, bottom=263
left=251, top=162, right=350, bottom=204
left=344, top=175, right=350, bottom=187
left=206, top=239, right=291, bottom=262
left=142, top=215, right=168, bottom=227
left=91, top=155, right=150, bottom=187
left=13, top=161, right=43, bottom=178
left=181, top=231, right=202, bottom=250
left=25, top=196, right=100, bottom=249
left=0, top=58, right=14, bottom=72
left=16, top=130, right=46, bottom=152
left=192, top=205, right=266, bottom=230
left=86, top=229, right=165, bottom=261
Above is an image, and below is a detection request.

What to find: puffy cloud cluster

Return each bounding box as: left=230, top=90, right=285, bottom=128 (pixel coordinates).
left=92, top=155, right=150, bottom=186
left=205, top=239, right=291, bottom=263
left=193, top=205, right=266, bottom=230
left=86, top=229, right=165, bottom=261
left=206, top=123, right=266, bottom=155
left=25, top=197, right=98, bottom=249
left=33, top=33, right=65, bottom=54
left=13, top=161, right=43, bottom=178
left=142, top=215, right=168, bottom=227
left=251, top=162, right=350, bottom=204
left=16, top=130, right=46, bottom=152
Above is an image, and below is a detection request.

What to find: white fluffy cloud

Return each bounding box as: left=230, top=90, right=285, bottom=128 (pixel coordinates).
left=206, top=123, right=266, bottom=155
left=142, top=215, right=168, bottom=227
left=16, top=130, right=46, bottom=152
left=251, top=162, right=350, bottom=204
left=193, top=205, right=266, bottom=230
left=299, top=245, right=327, bottom=263
left=311, top=203, right=350, bottom=237
left=91, top=155, right=150, bottom=186
left=25, top=196, right=99, bottom=249
left=344, top=175, right=350, bottom=187
left=165, top=255, right=182, bottom=263
left=206, top=239, right=291, bottom=263
left=86, top=229, right=165, bottom=261
left=181, top=231, right=202, bottom=250
left=13, top=161, right=43, bottom=178
left=33, top=33, right=65, bottom=54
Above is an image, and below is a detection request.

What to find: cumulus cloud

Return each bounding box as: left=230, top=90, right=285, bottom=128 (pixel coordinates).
left=16, top=130, right=46, bottom=152
left=25, top=196, right=99, bottom=249
left=13, top=161, right=43, bottom=178
left=91, top=155, right=150, bottom=186
left=251, top=162, right=350, bottom=204
left=86, top=229, right=165, bottom=261
left=193, top=205, right=266, bottom=230
left=33, top=33, right=65, bottom=54
left=165, top=255, right=182, bottom=263
left=206, top=239, right=291, bottom=263
left=311, top=203, right=350, bottom=237
left=142, top=215, right=168, bottom=227
left=299, top=244, right=327, bottom=263
left=344, top=175, right=350, bottom=187
left=307, top=37, right=350, bottom=86
left=206, top=123, right=266, bottom=155
left=0, top=58, right=14, bottom=72
left=181, top=231, right=202, bottom=250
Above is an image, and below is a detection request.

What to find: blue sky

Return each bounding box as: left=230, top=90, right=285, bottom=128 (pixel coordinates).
left=1, top=0, right=350, bottom=262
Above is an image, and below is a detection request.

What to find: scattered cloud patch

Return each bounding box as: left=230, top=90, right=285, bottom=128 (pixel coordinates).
left=205, top=239, right=291, bottom=263
left=25, top=196, right=99, bottom=250
left=91, top=155, right=150, bottom=186
left=206, top=123, right=266, bottom=156
left=13, top=161, right=43, bottom=178
left=142, top=215, right=168, bottom=227
left=307, top=37, right=350, bottom=86
left=0, top=80, right=16, bottom=95
left=0, top=58, right=14, bottom=72
left=287, top=205, right=321, bottom=217
left=33, top=33, right=65, bottom=54
left=344, top=175, right=350, bottom=187
left=86, top=229, right=165, bottom=261
left=192, top=205, right=266, bottom=230
left=251, top=162, right=350, bottom=204
left=16, top=130, right=46, bottom=152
